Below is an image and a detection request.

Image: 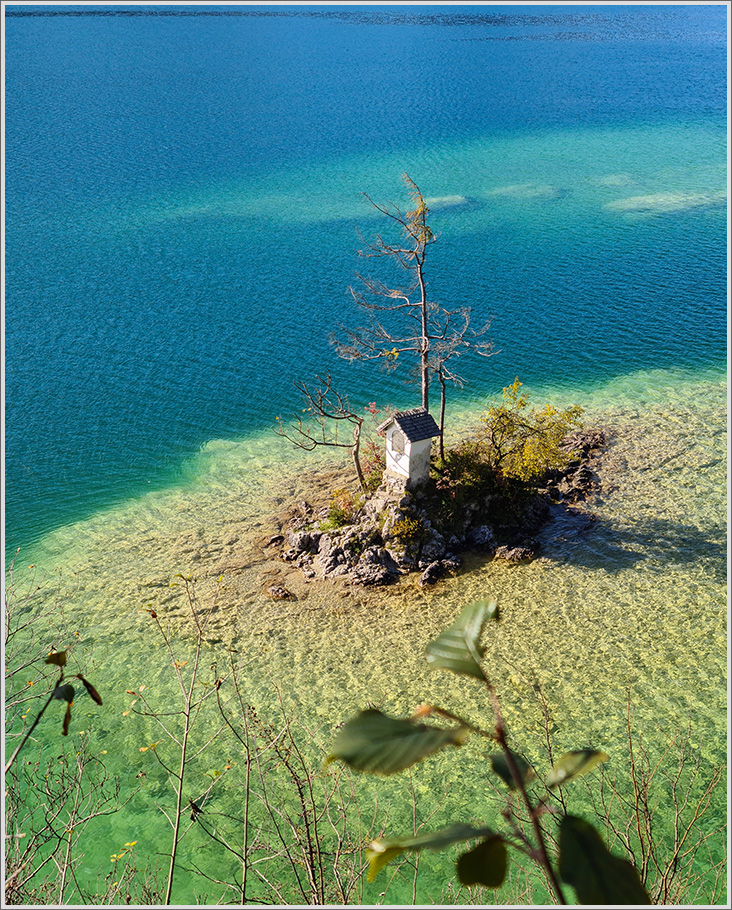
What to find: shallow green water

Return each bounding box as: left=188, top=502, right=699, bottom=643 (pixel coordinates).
left=7, top=366, right=726, bottom=904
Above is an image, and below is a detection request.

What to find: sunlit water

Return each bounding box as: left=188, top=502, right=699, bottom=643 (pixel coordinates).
left=4, top=4, right=727, bottom=905
left=8, top=368, right=726, bottom=903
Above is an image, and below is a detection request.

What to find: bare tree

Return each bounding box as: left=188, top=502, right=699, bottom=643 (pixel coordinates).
left=332, top=174, right=494, bottom=448
left=332, top=174, right=435, bottom=412
left=273, top=372, right=368, bottom=491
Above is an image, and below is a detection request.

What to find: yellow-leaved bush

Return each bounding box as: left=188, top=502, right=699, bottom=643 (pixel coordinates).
left=481, top=378, right=583, bottom=482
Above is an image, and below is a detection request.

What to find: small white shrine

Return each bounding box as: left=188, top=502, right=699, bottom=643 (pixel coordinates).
left=377, top=408, right=441, bottom=489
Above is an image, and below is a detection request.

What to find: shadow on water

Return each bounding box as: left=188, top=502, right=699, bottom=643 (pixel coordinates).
left=540, top=503, right=726, bottom=579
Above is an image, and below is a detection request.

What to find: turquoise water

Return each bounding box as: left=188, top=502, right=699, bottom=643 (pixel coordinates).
left=4, top=2, right=726, bottom=555
left=4, top=4, right=728, bottom=905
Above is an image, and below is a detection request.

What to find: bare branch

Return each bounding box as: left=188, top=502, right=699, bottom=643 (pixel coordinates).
left=273, top=373, right=367, bottom=490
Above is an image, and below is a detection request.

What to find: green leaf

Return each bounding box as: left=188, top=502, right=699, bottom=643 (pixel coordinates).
left=326, top=709, right=469, bottom=775
left=366, top=823, right=494, bottom=882
left=457, top=836, right=508, bottom=888
left=45, top=650, right=67, bottom=668
left=490, top=750, right=536, bottom=790
left=53, top=683, right=75, bottom=704
left=425, top=599, right=497, bottom=680
left=547, top=750, right=609, bottom=788
left=559, top=815, right=651, bottom=905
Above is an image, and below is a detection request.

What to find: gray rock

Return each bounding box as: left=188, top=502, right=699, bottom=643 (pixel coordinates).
left=286, top=529, right=314, bottom=552
left=317, top=547, right=346, bottom=575
left=350, top=547, right=402, bottom=586
left=467, top=525, right=496, bottom=551
left=386, top=546, right=417, bottom=570
left=420, top=529, right=447, bottom=563
left=318, top=534, right=336, bottom=556
left=418, top=561, right=445, bottom=587
left=361, top=546, right=401, bottom=571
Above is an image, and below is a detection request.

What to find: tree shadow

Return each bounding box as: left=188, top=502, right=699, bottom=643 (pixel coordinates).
left=539, top=503, right=726, bottom=580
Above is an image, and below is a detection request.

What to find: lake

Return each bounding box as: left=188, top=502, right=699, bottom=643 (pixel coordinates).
left=4, top=3, right=727, bottom=905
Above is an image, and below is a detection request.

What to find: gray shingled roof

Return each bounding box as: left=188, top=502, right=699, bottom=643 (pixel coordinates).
left=377, top=408, right=441, bottom=442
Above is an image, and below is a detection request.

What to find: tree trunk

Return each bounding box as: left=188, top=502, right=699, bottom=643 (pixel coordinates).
left=417, top=257, right=430, bottom=413
left=352, top=419, right=367, bottom=492
left=438, top=370, right=447, bottom=461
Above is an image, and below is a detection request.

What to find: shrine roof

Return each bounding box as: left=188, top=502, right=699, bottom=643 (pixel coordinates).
left=377, top=408, right=441, bottom=442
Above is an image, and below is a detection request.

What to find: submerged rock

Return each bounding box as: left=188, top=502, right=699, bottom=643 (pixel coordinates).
left=494, top=545, right=537, bottom=564
left=267, top=584, right=294, bottom=599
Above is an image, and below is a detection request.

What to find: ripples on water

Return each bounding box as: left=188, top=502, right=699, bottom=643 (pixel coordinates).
left=11, top=370, right=725, bottom=902
left=5, top=4, right=727, bottom=903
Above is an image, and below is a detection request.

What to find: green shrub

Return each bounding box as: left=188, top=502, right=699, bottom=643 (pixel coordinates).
left=420, top=381, right=583, bottom=536
left=390, top=516, right=425, bottom=545
left=481, top=378, right=583, bottom=482
left=321, top=488, right=360, bottom=530
left=425, top=440, right=507, bottom=535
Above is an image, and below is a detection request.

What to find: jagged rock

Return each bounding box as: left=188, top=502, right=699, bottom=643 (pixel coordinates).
left=317, top=548, right=345, bottom=575
left=418, top=561, right=445, bottom=587
left=350, top=547, right=401, bottom=586
left=266, top=534, right=285, bottom=547
left=318, top=533, right=338, bottom=556
left=467, top=525, right=496, bottom=551
left=420, top=529, right=447, bottom=563
left=386, top=546, right=418, bottom=571
left=285, top=529, right=321, bottom=553
left=417, top=553, right=463, bottom=587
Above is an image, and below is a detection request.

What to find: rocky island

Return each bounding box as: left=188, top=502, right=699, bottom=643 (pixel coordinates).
left=266, top=427, right=606, bottom=593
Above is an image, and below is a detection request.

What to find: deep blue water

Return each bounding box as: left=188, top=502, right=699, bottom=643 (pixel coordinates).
left=4, top=3, right=728, bottom=557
